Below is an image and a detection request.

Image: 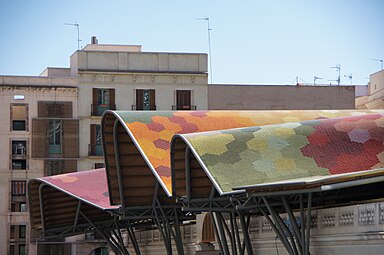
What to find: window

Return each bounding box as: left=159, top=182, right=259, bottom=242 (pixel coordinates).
left=48, top=120, right=62, bottom=155
left=11, top=202, right=27, bottom=212
left=19, top=244, right=26, bottom=255
left=11, top=104, right=28, bottom=131
left=135, top=89, right=156, bottom=110
left=94, top=163, right=105, bottom=169
left=10, top=225, right=15, bottom=239
left=96, top=125, right=102, bottom=145
left=173, top=90, right=195, bottom=110
left=90, top=247, right=109, bottom=255
left=19, top=225, right=26, bottom=238
left=44, top=160, right=77, bottom=176
left=10, top=225, right=26, bottom=255
left=12, top=141, right=26, bottom=156
left=98, top=89, right=110, bottom=105
left=9, top=244, right=15, bottom=255
left=32, top=119, right=79, bottom=159
left=11, top=140, right=27, bottom=170
left=12, top=160, right=26, bottom=170
left=90, top=124, right=103, bottom=156
left=11, top=181, right=26, bottom=196
left=92, top=88, right=115, bottom=116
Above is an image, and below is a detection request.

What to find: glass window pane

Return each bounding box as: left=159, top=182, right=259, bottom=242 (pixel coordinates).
left=96, top=125, right=102, bottom=145
left=19, top=244, right=25, bottom=255
left=19, top=225, right=26, bottom=238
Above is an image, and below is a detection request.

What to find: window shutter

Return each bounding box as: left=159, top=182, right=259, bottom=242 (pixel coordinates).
left=63, top=160, right=77, bottom=173
left=90, top=124, right=96, bottom=155
left=62, top=102, right=73, bottom=118
left=177, top=90, right=191, bottom=110
left=92, top=88, right=98, bottom=115
left=32, top=119, right=48, bottom=158
left=150, top=89, right=156, bottom=110
left=62, top=119, right=79, bottom=158
left=136, top=89, right=144, bottom=110
left=38, top=102, right=48, bottom=117
left=109, top=89, right=115, bottom=110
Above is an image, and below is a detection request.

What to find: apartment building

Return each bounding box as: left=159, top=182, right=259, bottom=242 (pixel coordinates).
left=0, top=38, right=208, bottom=255
left=356, top=69, right=384, bottom=109
left=68, top=41, right=208, bottom=171
left=0, top=76, right=78, bottom=255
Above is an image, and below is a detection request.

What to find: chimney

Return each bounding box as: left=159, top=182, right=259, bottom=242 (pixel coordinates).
left=91, top=36, right=98, bottom=44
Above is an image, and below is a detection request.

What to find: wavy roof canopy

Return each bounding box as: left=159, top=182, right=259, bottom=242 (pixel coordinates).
left=28, top=169, right=116, bottom=235
left=172, top=113, right=384, bottom=195
left=101, top=110, right=383, bottom=205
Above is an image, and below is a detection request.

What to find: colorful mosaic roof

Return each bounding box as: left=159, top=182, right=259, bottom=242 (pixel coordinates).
left=176, top=113, right=384, bottom=194
left=36, top=168, right=117, bottom=210
left=110, top=110, right=384, bottom=194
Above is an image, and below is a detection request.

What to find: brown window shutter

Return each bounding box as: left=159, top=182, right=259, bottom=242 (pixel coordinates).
left=136, top=89, right=143, bottom=110
left=177, top=90, right=191, bottom=109
left=150, top=89, right=156, bottom=110
left=109, top=89, right=115, bottom=110
left=62, top=120, right=79, bottom=158
left=90, top=124, right=96, bottom=155
left=38, top=102, right=47, bottom=117
left=62, top=102, right=73, bottom=118
left=63, top=160, right=77, bottom=173
left=92, top=88, right=98, bottom=115
left=32, top=119, right=48, bottom=158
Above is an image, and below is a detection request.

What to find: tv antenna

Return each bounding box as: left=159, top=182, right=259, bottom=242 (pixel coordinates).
left=329, top=64, right=341, bottom=86
left=344, top=74, right=352, bottom=85
left=64, top=22, right=81, bottom=50
left=196, top=17, right=213, bottom=84
left=371, top=58, right=383, bottom=70
left=314, top=76, right=323, bottom=85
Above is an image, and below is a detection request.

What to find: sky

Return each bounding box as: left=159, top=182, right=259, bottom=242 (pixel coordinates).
left=0, top=0, right=383, bottom=85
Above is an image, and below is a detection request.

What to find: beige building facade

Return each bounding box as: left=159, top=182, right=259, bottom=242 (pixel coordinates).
left=208, top=84, right=355, bottom=110
left=356, top=69, right=384, bottom=109
left=0, top=76, right=78, bottom=255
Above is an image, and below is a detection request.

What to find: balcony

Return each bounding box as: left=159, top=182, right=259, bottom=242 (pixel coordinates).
left=12, top=142, right=26, bottom=159
left=172, top=105, right=197, bottom=110
left=91, top=104, right=116, bottom=116
left=89, top=144, right=104, bottom=156
left=131, top=104, right=157, bottom=111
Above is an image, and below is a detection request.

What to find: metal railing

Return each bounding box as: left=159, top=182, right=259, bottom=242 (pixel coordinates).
left=91, top=104, right=116, bottom=116
left=172, top=105, right=197, bottom=110
left=88, top=144, right=104, bottom=156
left=131, top=105, right=157, bottom=111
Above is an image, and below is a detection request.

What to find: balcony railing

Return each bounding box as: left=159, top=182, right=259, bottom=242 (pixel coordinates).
left=131, top=105, right=157, bottom=111
left=91, top=104, right=116, bottom=116
left=89, top=144, right=104, bottom=156
left=12, top=144, right=26, bottom=158
left=172, top=105, right=197, bottom=110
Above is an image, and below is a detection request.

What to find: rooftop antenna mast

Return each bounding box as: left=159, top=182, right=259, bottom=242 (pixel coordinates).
left=314, top=76, right=323, bottom=85
left=330, top=64, right=341, bottom=86
left=64, top=22, right=81, bottom=50
left=196, top=17, right=213, bottom=84
left=344, top=74, right=352, bottom=85
left=371, top=58, right=383, bottom=70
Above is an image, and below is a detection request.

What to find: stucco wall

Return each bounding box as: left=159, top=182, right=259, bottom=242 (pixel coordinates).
left=369, top=70, right=384, bottom=97
left=208, top=85, right=355, bottom=110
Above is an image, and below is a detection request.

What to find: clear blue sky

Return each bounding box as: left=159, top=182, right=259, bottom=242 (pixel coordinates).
left=0, top=0, right=383, bottom=85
